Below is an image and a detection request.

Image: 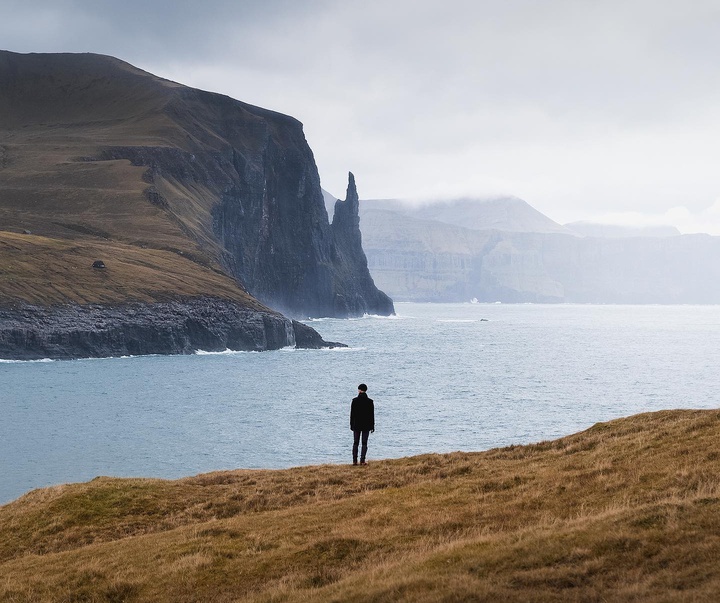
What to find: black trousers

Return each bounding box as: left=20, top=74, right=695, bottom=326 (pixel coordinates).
left=352, top=430, right=370, bottom=462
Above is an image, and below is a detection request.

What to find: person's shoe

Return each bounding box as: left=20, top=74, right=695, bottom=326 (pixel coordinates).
left=360, top=461, right=368, bottom=466
left=352, top=461, right=358, bottom=466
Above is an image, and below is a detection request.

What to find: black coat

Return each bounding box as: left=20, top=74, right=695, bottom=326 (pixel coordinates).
left=350, top=392, right=375, bottom=432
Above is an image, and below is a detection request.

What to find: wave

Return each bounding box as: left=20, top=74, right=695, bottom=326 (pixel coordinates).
left=341, top=314, right=404, bottom=321
left=1, top=345, right=363, bottom=362
left=0, top=354, right=166, bottom=363
left=0, top=357, right=54, bottom=364
left=280, top=346, right=366, bottom=353
left=305, top=314, right=403, bottom=322
left=318, top=346, right=365, bottom=352
left=195, top=346, right=364, bottom=355
left=436, top=319, right=478, bottom=323
left=194, top=348, right=259, bottom=356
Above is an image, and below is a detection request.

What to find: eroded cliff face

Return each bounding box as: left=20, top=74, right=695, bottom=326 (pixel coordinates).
left=93, top=86, right=393, bottom=318
left=361, top=206, right=720, bottom=304
left=0, top=51, right=391, bottom=358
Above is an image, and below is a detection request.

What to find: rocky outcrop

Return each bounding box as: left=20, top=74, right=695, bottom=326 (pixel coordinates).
left=330, top=174, right=395, bottom=316
left=0, top=298, right=343, bottom=360
left=291, top=320, right=339, bottom=349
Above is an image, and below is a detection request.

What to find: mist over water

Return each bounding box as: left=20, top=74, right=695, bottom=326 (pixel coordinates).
left=2, top=303, right=719, bottom=504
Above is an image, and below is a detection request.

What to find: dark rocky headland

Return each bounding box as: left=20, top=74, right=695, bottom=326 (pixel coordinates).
left=0, top=298, right=341, bottom=360
left=0, top=51, right=393, bottom=358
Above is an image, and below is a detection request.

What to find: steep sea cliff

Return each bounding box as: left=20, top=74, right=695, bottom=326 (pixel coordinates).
left=0, top=51, right=391, bottom=358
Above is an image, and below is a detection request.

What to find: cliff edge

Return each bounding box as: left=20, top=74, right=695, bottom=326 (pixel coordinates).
left=0, top=51, right=390, bottom=357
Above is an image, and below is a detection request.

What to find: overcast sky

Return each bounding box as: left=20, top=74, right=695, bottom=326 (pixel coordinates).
left=3, top=0, right=720, bottom=233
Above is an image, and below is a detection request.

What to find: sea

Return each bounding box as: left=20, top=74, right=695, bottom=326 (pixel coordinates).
left=2, top=302, right=719, bottom=505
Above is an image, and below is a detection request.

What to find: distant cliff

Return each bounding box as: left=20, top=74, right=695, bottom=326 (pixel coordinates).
left=0, top=51, right=391, bottom=357
left=360, top=203, right=720, bottom=303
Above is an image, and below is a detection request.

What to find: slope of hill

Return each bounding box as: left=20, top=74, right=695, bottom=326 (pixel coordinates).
left=0, top=51, right=392, bottom=357
left=1, top=409, right=719, bottom=601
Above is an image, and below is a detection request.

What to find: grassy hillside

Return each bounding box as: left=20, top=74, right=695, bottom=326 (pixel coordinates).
left=0, top=230, right=262, bottom=307
left=0, top=51, right=299, bottom=310
left=0, top=231, right=262, bottom=309
left=2, top=409, right=720, bottom=602
left=0, top=53, right=238, bottom=307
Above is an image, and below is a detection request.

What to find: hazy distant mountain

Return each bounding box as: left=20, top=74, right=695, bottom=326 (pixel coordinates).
left=565, top=222, right=681, bottom=238
left=361, top=196, right=572, bottom=235
left=360, top=209, right=565, bottom=302
left=360, top=197, right=720, bottom=303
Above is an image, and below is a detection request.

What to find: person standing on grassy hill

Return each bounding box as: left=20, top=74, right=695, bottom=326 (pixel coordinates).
left=350, top=383, right=375, bottom=466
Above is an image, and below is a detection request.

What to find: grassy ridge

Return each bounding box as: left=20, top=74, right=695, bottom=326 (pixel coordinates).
left=0, top=137, right=242, bottom=307
left=0, top=52, right=255, bottom=309
left=0, top=231, right=260, bottom=307
left=2, top=409, right=720, bottom=601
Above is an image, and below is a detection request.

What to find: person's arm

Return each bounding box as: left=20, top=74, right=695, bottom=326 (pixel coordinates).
left=370, top=400, right=375, bottom=432
left=350, top=399, right=355, bottom=430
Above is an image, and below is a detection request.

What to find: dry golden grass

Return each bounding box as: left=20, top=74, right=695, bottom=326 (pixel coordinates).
left=0, top=230, right=260, bottom=307
left=0, top=53, right=252, bottom=308
left=0, top=132, right=245, bottom=307
left=2, top=409, right=720, bottom=602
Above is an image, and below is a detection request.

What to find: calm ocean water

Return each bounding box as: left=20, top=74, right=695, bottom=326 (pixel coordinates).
left=2, top=302, right=719, bottom=504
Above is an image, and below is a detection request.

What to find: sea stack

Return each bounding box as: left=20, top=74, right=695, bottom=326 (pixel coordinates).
left=331, top=173, right=395, bottom=317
